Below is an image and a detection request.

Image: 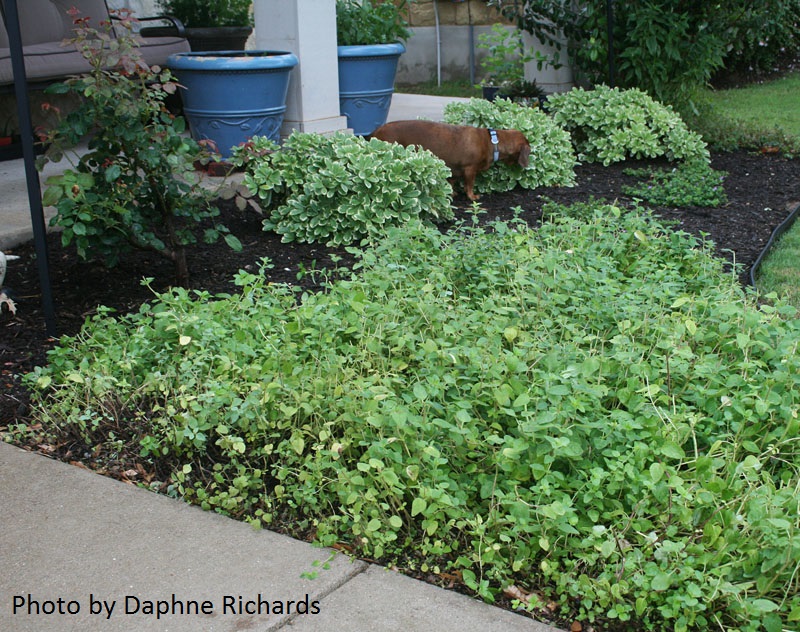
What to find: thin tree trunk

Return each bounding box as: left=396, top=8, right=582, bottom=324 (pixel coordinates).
left=174, top=246, right=189, bottom=287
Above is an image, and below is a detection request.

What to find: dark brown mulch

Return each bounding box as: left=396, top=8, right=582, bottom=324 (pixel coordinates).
left=2, top=150, right=800, bottom=425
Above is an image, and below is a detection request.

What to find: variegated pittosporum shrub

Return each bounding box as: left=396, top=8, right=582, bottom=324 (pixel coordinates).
left=443, top=97, right=577, bottom=195
left=545, top=85, right=710, bottom=165
left=233, top=132, right=453, bottom=246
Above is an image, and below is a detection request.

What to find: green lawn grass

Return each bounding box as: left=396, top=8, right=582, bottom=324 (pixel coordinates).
left=702, top=73, right=800, bottom=305
left=396, top=79, right=480, bottom=98
left=705, top=72, right=800, bottom=136
left=755, top=215, right=800, bottom=305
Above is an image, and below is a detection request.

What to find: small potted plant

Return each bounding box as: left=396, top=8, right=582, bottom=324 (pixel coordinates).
left=155, top=0, right=253, bottom=51
left=497, top=78, right=549, bottom=107
left=477, top=23, right=532, bottom=101
left=0, top=119, right=47, bottom=161
left=336, top=0, right=411, bottom=135
left=0, top=119, right=18, bottom=156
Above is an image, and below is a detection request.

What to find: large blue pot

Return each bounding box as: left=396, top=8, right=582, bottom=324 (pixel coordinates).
left=338, top=42, right=405, bottom=136
left=167, top=50, right=298, bottom=159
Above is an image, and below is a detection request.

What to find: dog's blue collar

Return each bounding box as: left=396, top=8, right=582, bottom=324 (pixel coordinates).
left=488, top=128, right=500, bottom=162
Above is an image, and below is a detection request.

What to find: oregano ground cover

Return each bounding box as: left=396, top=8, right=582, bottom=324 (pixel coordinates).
left=622, top=162, right=729, bottom=208
left=20, top=207, right=800, bottom=631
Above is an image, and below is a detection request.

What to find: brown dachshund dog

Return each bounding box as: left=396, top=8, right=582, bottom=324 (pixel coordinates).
left=371, top=120, right=531, bottom=201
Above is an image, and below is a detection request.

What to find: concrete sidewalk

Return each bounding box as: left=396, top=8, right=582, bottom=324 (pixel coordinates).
left=0, top=442, right=560, bottom=632
left=1, top=93, right=564, bottom=631
left=0, top=153, right=60, bottom=250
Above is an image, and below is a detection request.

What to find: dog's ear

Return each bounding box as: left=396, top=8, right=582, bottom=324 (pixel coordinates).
left=518, top=142, right=531, bottom=168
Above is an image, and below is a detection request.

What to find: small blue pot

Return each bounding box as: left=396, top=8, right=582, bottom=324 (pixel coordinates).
left=168, top=50, right=298, bottom=159
left=338, top=42, right=405, bottom=136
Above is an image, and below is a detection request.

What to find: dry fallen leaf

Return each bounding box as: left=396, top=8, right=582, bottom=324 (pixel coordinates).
left=0, top=291, right=17, bottom=315
left=504, top=584, right=535, bottom=605
left=436, top=570, right=462, bottom=588
left=571, top=621, right=583, bottom=632
left=135, top=464, right=156, bottom=483
left=331, top=542, right=354, bottom=553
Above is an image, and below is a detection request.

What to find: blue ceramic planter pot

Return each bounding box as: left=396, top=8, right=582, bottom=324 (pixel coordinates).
left=168, top=50, right=298, bottom=159
left=337, top=42, right=405, bottom=136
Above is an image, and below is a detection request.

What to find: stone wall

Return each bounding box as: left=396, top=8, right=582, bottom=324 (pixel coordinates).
left=406, top=0, right=505, bottom=27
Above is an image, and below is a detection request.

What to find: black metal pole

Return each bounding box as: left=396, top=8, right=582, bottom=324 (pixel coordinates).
left=2, top=0, right=57, bottom=336
left=606, top=0, right=615, bottom=87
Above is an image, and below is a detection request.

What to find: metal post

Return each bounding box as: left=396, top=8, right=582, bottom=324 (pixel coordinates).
left=606, top=0, right=615, bottom=87
left=2, top=0, right=57, bottom=335
left=433, top=0, right=441, bottom=87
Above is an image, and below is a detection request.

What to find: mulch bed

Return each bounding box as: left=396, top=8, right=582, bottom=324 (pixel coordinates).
left=2, top=150, right=799, bottom=425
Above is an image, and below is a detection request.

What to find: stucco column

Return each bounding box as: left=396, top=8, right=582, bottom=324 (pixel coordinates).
left=253, top=0, right=349, bottom=136
left=522, top=31, right=574, bottom=94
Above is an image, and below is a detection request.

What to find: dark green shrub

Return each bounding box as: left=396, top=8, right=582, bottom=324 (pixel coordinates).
left=156, top=0, right=253, bottom=28
left=720, top=0, right=800, bottom=77
left=40, top=11, right=240, bottom=286
left=489, top=0, right=800, bottom=105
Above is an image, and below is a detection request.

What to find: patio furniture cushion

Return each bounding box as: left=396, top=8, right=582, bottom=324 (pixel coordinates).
left=0, top=0, right=189, bottom=85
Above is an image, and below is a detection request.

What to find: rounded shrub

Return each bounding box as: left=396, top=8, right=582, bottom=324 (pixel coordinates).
left=233, top=132, right=454, bottom=246
left=546, top=85, right=710, bottom=165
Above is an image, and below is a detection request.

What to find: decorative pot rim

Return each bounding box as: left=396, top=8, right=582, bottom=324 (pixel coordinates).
left=337, top=42, right=406, bottom=58
left=168, top=50, right=298, bottom=70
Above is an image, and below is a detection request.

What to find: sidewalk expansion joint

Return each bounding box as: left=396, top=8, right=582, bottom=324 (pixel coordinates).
left=268, top=556, right=369, bottom=630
